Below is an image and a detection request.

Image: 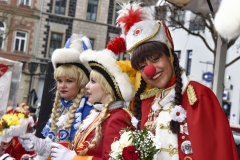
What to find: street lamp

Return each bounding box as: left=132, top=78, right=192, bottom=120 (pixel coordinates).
left=19, top=60, right=47, bottom=106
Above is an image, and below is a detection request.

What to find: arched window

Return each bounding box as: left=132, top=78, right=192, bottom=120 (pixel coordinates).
left=0, top=21, right=5, bottom=49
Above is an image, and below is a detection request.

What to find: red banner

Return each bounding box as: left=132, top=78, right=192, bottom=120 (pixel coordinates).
left=0, top=64, right=8, bottom=78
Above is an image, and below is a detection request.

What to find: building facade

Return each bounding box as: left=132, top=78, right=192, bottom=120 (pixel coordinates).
left=0, top=0, right=131, bottom=107
left=0, top=0, right=42, bottom=106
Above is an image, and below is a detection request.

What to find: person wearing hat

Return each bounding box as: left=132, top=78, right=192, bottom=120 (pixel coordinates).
left=49, top=43, right=136, bottom=160
left=18, top=34, right=94, bottom=159
left=116, top=2, right=238, bottom=160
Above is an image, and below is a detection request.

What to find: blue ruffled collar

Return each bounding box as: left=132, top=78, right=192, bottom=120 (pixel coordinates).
left=60, top=98, right=73, bottom=108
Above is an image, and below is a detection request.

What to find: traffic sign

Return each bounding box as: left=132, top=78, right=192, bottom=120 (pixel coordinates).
left=202, top=72, right=213, bottom=82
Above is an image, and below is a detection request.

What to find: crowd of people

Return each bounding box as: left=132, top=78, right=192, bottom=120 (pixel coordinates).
left=0, top=2, right=238, bottom=160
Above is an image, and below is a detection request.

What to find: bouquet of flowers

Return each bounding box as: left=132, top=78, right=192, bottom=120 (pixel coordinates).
left=0, top=108, right=33, bottom=142
left=109, top=128, right=161, bottom=160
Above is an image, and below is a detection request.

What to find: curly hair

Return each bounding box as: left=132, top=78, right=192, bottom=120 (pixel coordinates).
left=131, top=41, right=183, bottom=133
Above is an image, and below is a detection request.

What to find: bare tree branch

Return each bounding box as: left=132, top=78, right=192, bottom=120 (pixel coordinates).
left=228, top=38, right=238, bottom=49
left=155, top=2, right=240, bottom=67
left=226, top=55, right=240, bottom=68
left=0, top=11, right=25, bottom=42
left=166, top=5, right=215, bottom=53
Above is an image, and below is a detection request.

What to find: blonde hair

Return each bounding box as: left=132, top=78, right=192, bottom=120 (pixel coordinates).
left=50, top=64, right=88, bottom=132
left=78, top=70, right=116, bottom=155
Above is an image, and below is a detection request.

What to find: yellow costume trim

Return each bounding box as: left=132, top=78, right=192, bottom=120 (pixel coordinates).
left=115, top=60, right=136, bottom=86
left=122, top=108, right=133, bottom=117
left=127, top=22, right=161, bottom=52
left=184, top=156, right=193, bottom=160
left=73, top=156, right=93, bottom=160
left=187, top=84, right=198, bottom=105
left=165, top=39, right=174, bottom=68
left=160, top=144, right=178, bottom=157
left=140, top=88, right=159, bottom=100
left=72, top=114, right=110, bottom=151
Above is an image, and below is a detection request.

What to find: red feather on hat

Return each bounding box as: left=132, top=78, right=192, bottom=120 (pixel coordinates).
left=117, top=3, right=147, bottom=36
left=107, top=36, right=126, bottom=55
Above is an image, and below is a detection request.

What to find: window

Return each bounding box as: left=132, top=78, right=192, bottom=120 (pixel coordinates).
left=174, top=50, right=181, bottom=59
left=55, top=0, right=66, bottom=15
left=189, top=14, right=205, bottom=31
left=20, top=0, right=31, bottom=6
left=14, top=31, right=27, bottom=52
left=116, top=52, right=129, bottom=60
left=186, top=50, right=192, bottom=76
left=49, top=32, right=63, bottom=58
left=169, top=8, right=185, bottom=27
left=89, top=38, right=94, bottom=49
left=0, top=22, right=5, bottom=49
left=123, top=53, right=130, bottom=60
left=86, top=0, right=98, bottom=21
left=113, top=3, right=121, bottom=25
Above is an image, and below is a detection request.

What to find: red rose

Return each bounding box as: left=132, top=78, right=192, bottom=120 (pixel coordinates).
left=122, top=146, right=140, bottom=160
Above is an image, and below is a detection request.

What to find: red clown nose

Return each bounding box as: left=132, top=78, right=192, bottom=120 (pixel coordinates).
left=143, top=65, right=156, bottom=77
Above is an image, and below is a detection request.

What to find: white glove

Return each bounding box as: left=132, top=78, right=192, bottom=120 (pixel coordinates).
left=20, top=154, right=37, bottom=160
left=0, top=153, right=15, bottom=160
left=18, top=133, right=51, bottom=156
left=51, top=143, right=76, bottom=160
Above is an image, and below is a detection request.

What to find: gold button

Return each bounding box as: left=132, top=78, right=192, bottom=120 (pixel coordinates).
left=184, top=156, right=192, bottom=160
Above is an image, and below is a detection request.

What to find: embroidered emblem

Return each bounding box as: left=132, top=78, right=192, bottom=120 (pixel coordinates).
left=47, top=132, right=56, bottom=140
left=181, top=140, right=193, bottom=154
left=133, top=28, right=142, bottom=36
left=187, top=85, right=197, bottom=105
left=140, top=88, right=159, bottom=100
left=159, top=122, right=171, bottom=133
left=59, top=129, right=70, bottom=141
left=161, top=144, right=178, bottom=156
left=180, top=123, right=189, bottom=135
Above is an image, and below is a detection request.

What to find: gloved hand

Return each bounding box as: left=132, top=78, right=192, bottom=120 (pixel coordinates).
left=51, top=143, right=76, bottom=160
left=18, top=133, right=36, bottom=151
left=18, top=133, right=51, bottom=156
left=20, top=154, right=37, bottom=160
left=0, top=153, right=15, bottom=160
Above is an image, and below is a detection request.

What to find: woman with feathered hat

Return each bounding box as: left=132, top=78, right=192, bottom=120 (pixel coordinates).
left=116, top=2, right=238, bottom=160
left=49, top=40, right=136, bottom=160
left=18, top=34, right=94, bottom=159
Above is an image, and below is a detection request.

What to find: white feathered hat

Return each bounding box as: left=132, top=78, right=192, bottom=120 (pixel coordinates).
left=214, top=0, right=240, bottom=40
left=80, top=38, right=136, bottom=102
left=51, top=34, right=92, bottom=77
left=117, top=2, right=174, bottom=54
